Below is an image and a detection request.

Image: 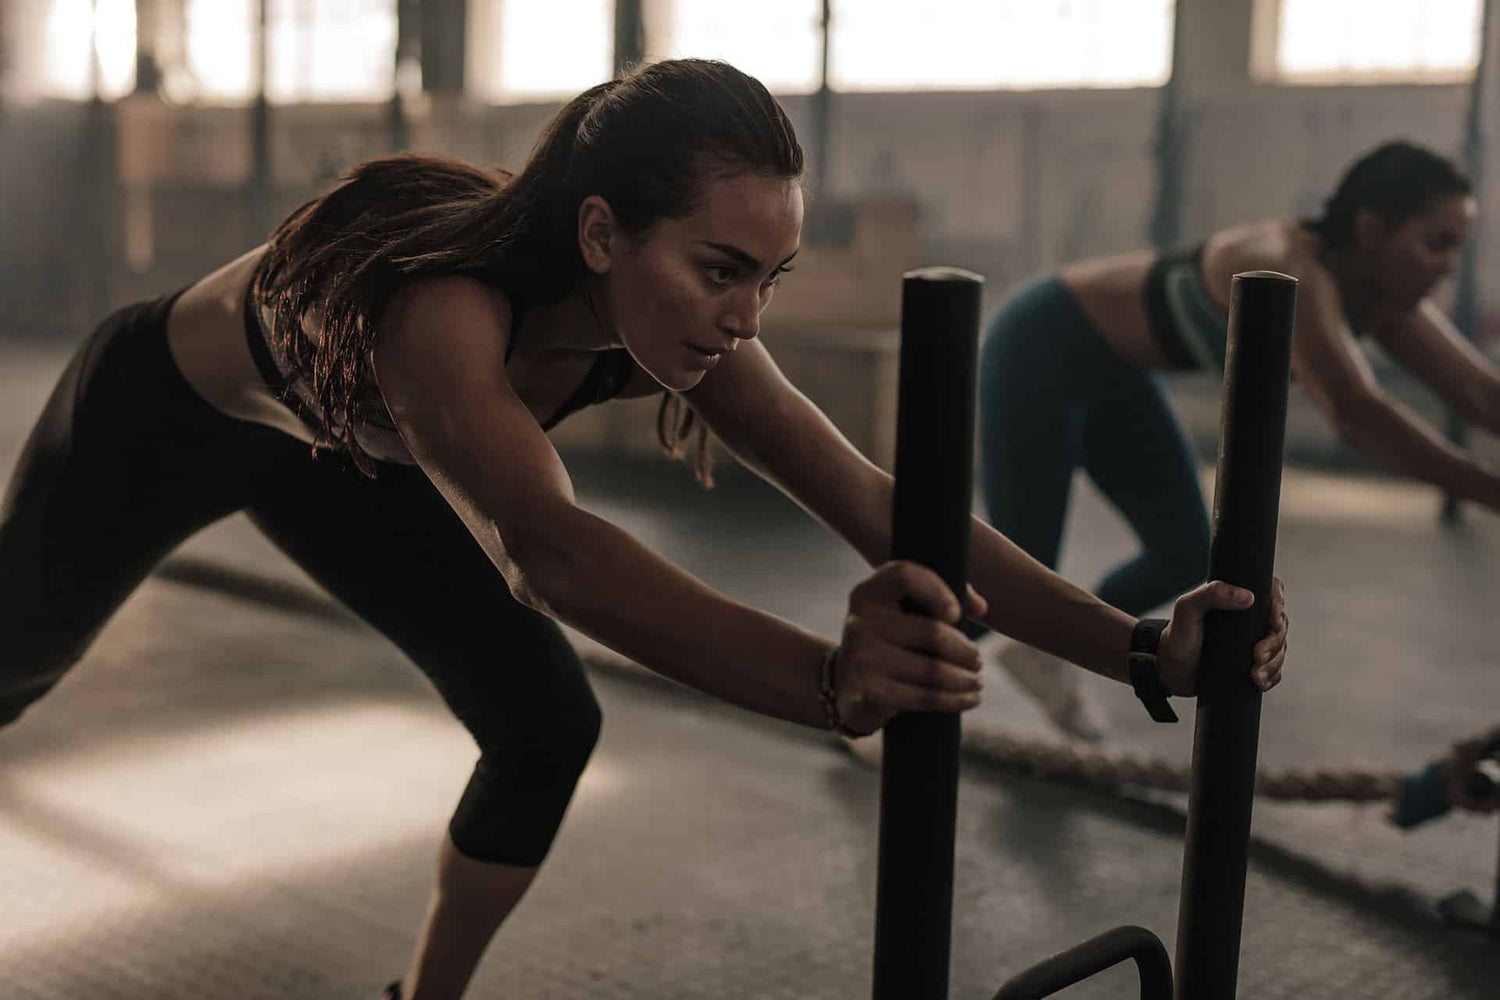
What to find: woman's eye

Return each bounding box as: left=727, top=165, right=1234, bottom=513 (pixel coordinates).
left=705, top=266, right=736, bottom=286
left=764, top=266, right=793, bottom=288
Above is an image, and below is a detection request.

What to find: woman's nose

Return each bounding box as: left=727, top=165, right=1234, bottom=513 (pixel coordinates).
left=721, top=296, right=761, bottom=340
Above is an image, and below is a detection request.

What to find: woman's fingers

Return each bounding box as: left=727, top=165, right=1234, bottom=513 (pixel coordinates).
left=1182, top=579, right=1256, bottom=616
left=1252, top=612, right=1289, bottom=662
left=1269, top=576, right=1287, bottom=620
left=857, top=605, right=980, bottom=668
left=839, top=562, right=1000, bottom=729
left=864, top=675, right=985, bottom=716
left=854, top=624, right=983, bottom=693
left=1245, top=576, right=1289, bottom=691
left=1252, top=645, right=1285, bottom=690
left=851, top=560, right=965, bottom=623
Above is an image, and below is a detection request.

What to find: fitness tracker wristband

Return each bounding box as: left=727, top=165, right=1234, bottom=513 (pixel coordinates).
left=1128, top=618, right=1178, bottom=724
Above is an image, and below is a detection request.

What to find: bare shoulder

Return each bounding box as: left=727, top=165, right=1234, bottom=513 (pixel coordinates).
left=381, top=274, right=517, bottom=355
left=1204, top=219, right=1334, bottom=297
left=373, top=276, right=524, bottom=427
left=1205, top=219, right=1294, bottom=270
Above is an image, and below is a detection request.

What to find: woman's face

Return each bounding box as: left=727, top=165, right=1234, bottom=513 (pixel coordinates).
left=593, top=172, right=803, bottom=391
left=1358, top=193, right=1475, bottom=309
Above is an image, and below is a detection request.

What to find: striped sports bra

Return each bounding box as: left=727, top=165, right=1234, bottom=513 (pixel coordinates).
left=1142, top=244, right=1230, bottom=373
left=242, top=274, right=638, bottom=465
left=1144, top=238, right=1368, bottom=372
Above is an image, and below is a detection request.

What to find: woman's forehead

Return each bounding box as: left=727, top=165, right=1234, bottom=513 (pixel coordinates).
left=674, top=174, right=803, bottom=250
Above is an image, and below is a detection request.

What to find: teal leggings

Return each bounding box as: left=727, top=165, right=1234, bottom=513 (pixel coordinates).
left=971, top=276, right=1211, bottom=626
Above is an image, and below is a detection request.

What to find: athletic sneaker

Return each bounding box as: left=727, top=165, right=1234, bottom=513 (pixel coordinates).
left=990, top=638, right=1108, bottom=742
left=379, top=982, right=402, bottom=1000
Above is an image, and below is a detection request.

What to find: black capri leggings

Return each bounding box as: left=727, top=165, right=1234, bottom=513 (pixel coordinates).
left=0, top=290, right=601, bottom=867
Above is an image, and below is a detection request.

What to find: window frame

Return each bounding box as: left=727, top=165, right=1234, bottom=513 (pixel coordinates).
left=1250, top=0, right=1482, bottom=87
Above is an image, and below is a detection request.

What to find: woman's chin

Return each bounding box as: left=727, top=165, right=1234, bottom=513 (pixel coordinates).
left=653, top=367, right=708, bottom=393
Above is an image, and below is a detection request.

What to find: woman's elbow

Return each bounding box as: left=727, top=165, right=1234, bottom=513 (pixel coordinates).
left=500, top=520, right=585, bottom=617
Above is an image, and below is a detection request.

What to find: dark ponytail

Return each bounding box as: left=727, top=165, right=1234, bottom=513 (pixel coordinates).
left=256, top=60, right=803, bottom=480
left=1308, top=140, right=1472, bottom=252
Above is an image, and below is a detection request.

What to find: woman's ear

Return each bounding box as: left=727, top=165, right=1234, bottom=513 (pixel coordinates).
left=578, top=195, right=618, bottom=275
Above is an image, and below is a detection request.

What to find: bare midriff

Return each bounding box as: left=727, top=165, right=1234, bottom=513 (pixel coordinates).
left=1055, top=219, right=1317, bottom=373
left=165, top=245, right=322, bottom=444
left=1058, top=250, right=1164, bottom=370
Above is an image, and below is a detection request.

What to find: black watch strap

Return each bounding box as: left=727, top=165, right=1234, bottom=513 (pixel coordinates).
left=1128, top=618, right=1178, bottom=724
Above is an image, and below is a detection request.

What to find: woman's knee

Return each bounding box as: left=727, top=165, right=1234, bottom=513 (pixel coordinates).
left=482, top=679, right=603, bottom=786
left=447, top=687, right=603, bottom=867
left=543, top=687, right=604, bottom=776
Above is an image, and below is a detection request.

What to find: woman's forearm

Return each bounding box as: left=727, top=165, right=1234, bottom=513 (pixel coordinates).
left=511, top=506, right=832, bottom=729
left=1339, top=390, right=1500, bottom=506
left=838, top=473, right=1136, bottom=684
left=966, top=522, right=1136, bottom=683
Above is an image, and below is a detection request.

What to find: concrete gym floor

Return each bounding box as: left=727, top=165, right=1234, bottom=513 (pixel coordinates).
left=2, top=342, right=1499, bottom=999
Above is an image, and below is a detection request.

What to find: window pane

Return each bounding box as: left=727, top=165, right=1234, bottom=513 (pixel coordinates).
left=648, top=0, right=822, bottom=95
left=266, top=0, right=397, bottom=103
left=469, top=0, right=613, bottom=104
left=93, top=0, right=137, bottom=98
left=14, top=0, right=138, bottom=101
left=831, top=0, right=1173, bottom=92
left=179, top=0, right=258, bottom=104
left=1276, top=0, right=1480, bottom=83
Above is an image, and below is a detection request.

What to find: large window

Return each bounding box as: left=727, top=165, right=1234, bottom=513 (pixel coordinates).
left=830, top=0, right=1174, bottom=92
left=7, top=0, right=398, bottom=104
left=467, top=0, right=613, bottom=104
left=1265, top=0, right=1482, bottom=85
left=5, top=0, right=137, bottom=102
left=173, top=0, right=259, bottom=104
left=644, top=0, right=823, bottom=95
left=466, top=0, right=1175, bottom=104
left=264, top=0, right=397, bottom=103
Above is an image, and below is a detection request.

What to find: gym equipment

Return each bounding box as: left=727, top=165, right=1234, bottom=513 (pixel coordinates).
left=875, top=268, right=1296, bottom=998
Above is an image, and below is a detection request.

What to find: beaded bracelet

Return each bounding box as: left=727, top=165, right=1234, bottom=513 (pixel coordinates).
left=817, top=644, right=864, bottom=737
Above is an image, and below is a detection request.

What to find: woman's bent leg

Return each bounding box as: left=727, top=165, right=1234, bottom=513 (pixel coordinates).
left=1081, top=372, right=1211, bottom=617
left=247, top=462, right=601, bottom=1000
left=0, top=296, right=262, bottom=726
left=971, top=278, right=1107, bottom=740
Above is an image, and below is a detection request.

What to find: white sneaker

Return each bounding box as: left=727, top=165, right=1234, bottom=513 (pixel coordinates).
left=994, top=640, right=1108, bottom=743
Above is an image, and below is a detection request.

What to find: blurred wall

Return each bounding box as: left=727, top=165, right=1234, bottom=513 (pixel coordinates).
left=2, top=0, right=1491, bottom=340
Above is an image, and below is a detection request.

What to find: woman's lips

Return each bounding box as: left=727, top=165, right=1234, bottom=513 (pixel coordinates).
left=686, top=343, right=723, bottom=368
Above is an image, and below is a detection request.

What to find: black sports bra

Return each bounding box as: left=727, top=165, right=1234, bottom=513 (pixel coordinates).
left=242, top=274, right=638, bottom=463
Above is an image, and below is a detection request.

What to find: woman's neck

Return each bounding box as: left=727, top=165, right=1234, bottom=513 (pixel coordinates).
left=511, top=281, right=622, bottom=360
left=1308, top=232, right=1384, bottom=331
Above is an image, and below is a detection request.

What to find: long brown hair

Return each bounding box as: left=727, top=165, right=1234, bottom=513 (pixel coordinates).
left=255, top=59, right=804, bottom=481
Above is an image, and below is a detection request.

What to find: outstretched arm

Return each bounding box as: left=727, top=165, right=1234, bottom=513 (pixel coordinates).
left=1290, top=264, right=1500, bottom=510
left=686, top=338, right=1285, bottom=694
left=1374, top=299, right=1500, bottom=438
left=373, top=277, right=981, bottom=735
